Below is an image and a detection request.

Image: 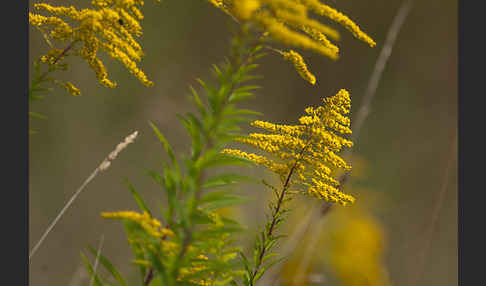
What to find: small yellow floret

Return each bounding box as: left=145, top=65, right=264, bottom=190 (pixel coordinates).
left=65, top=81, right=81, bottom=96
left=257, top=14, right=339, bottom=60
left=301, top=25, right=339, bottom=55
left=101, top=210, right=169, bottom=238
left=300, top=0, right=376, bottom=47
left=281, top=50, right=316, bottom=85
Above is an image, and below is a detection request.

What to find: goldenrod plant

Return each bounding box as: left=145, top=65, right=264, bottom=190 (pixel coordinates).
left=29, top=0, right=383, bottom=285
left=29, top=0, right=158, bottom=91
left=223, top=89, right=355, bottom=206
left=82, top=27, right=267, bottom=286
left=208, top=0, right=375, bottom=84
left=221, top=89, right=354, bottom=286
left=29, top=0, right=159, bottom=131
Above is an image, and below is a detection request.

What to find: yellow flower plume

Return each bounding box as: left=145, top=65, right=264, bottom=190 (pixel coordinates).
left=280, top=50, right=316, bottom=85
left=29, top=0, right=160, bottom=89
left=209, top=0, right=375, bottom=61
left=101, top=210, right=174, bottom=238
left=223, top=89, right=355, bottom=205
left=64, top=82, right=81, bottom=96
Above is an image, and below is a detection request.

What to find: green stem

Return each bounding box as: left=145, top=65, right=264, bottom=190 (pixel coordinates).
left=146, top=34, right=263, bottom=286
left=248, top=140, right=311, bottom=286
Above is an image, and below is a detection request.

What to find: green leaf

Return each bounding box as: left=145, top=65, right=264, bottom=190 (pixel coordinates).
left=240, top=74, right=264, bottom=83
left=239, top=251, right=252, bottom=274
left=228, top=91, right=255, bottom=103
left=147, top=170, right=163, bottom=186
left=228, top=85, right=260, bottom=103
left=202, top=194, right=250, bottom=211
left=147, top=251, right=169, bottom=286
left=195, top=152, right=253, bottom=171
left=148, top=275, right=163, bottom=286
left=197, top=78, right=218, bottom=112
left=212, top=64, right=224, bottom=82
left=199, top=190, right=237, bottom=204
left=29, top=86, right=51, bottom=93
left=87, top=246, right=128, bottom=286
left=261, top=253, right=279, bottom=265
left=162, top=165, right=177, bottom=191
left=223, top=108, right=263, bottom=118
left=256, top=256, right=286, bottom=281
left=29, top=112, right=47, bottom=119
left=29, top=94, right=46, bottom=101
left=186, top=113, right=204, bottom=135
left=234, top=85, right=261, bottom=93
left=202, top=173, right=254, bottom=188
left=241, top=63, right=259, bottom=74
left=189, top=85, right=207, bottom=118
left=123, top=178, right=151, bottom=216
left=80, top=252, right=103, bottom=286
left=177, top=114, right=202, bottom=159
left=149, top=121, right=180, bottom=174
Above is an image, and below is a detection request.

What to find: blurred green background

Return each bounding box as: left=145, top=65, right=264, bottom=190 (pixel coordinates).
left=29, top=0, right=457, bottom=285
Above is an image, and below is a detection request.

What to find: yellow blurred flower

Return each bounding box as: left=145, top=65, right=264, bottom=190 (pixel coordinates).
left=323, top=205, right=391, bottom=286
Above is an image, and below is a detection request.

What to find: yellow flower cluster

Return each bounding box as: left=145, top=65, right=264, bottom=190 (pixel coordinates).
left=209, top=0, right=375, bottom=60
left=64, top=81, right=81, bottom=96
left=29, top=0, right=159, bottom=88
left=280, top=50, right=316, bottom=85
left=179, top=265, right=212, bottom=286
left=177, top=253, right=214, bottom=286
left=223, top=89, right=355, bottom=205
left=101, top=210, right=174, bottom=238
left=40, top=49, right=66, bottom=65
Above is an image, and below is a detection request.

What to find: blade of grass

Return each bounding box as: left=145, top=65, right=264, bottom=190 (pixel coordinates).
left=90, top=235, right=105, bottom=286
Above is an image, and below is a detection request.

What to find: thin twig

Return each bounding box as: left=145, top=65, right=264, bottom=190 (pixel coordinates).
left=90, top=235, right=105, bottom=286
left=263, top=1, right=414, bottom=284
left=29, top=131, right=139, bottom=262
left=265, top=200, right=320, bottom=285
left=409, top=132, right=457, bottom=285
left=351, top=0, right=413, bottom=142
left=251, top=141, right=311, bottom=286
left=38, top=40, right=78, bottom=83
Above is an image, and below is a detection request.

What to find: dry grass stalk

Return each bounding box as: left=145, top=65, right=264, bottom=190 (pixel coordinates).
left=29, top=131, right=138, bottom=262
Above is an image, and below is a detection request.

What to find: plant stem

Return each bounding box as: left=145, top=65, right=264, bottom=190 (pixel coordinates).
left=89, top=235, right=105, bottom=286
left=249, top=141, right=311, bottom=286
left=38, top=40, right=78, bottom=83
left=249, top=165, right=296, bottom=286
left=144, top=36, right=263, bottom=286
